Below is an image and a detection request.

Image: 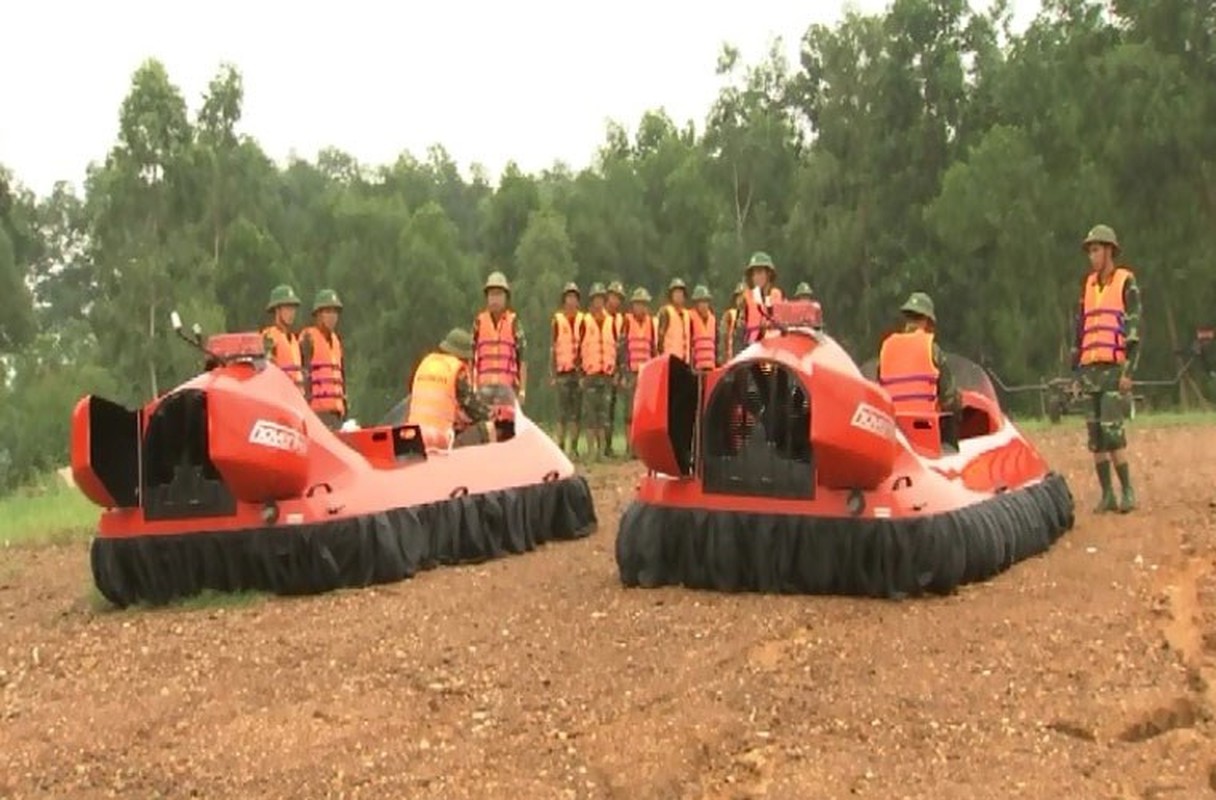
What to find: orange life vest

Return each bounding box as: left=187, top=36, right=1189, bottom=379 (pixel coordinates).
left=302, top=327, right=345, bottom=416
left=1079, top=267, right=1132, bottom=366
left=661, top=304, right=690, bottom=362
left=690, top=310, right=717, bottom=370
left=581, top=312, right=617, bottom=376
left=262, top=326, right=305, bottom=391
left=474, top=309, right=519, bottom=388
left=622, top=313, right=656, bottom=372
left=742, top=287, right=784, bottom=343
left=407, top=352, right=464, bottom=450
left=878, top=330, right=940, bottom=413
left=722, top=307, right=739, bottom=361
left=552, top=311, right=583, bottom=373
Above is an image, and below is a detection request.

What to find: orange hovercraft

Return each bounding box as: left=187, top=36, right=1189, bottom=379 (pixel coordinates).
left=616, top=296, right=1074, bottom=598
left=73, top=313, right=597, bottom=607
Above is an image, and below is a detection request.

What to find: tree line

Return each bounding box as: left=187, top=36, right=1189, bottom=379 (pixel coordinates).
left=1, top=0, right=1213, bottom=490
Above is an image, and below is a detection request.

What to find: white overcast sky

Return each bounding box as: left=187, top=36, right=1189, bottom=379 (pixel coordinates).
left=2, top=0, right=1039, bottom=198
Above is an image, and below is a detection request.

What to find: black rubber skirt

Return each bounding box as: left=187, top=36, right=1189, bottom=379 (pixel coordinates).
left=92, top=475, right=597, bottom=607
left=616, top=472, right=1074, bottom=598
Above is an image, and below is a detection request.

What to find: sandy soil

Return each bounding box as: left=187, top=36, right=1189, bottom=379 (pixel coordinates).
left=1, top=425, right=1214, bottom=799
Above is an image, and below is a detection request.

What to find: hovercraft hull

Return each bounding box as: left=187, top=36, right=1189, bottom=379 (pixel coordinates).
left=617, top=472, right=1072, bottom=598
left=93, top=474, right=595, bottom=607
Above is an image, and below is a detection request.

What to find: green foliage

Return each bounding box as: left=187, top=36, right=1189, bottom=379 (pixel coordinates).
left=2, top=0, right=1215, bottom=491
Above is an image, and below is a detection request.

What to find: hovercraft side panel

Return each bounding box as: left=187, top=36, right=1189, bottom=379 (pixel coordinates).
left=632, top=355, right=698, bottom=477
left=91, top=474, right=598, bottom=607
left=71, top=395, right=141, bottom=509
left=616, top=472, right=1074, bottom=598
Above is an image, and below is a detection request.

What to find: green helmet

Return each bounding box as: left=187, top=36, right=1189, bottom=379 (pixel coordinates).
left=900, top=291, right=936, bottom=323
left=266, top=284, right=301, bottom=311
left=589, top=282, right=607, bottom=298
left=667, top=277, right=687, bottom=294
left=746, top=251, right=776, bottom=278
left=438, top=328, right=474, bottom=360
left=630, top=287, right=652, bottom=304
left=691, top=284, right=712, bottom=302
left=606, top=280, right=625, bottom=298
left=1082, top=224, right=1120, bottom=256
left=484, top=271, right=511, bottom=293
left=561, top=282, right=580, bottom=298
left=733, top=281, right=747, bottom=297
left=794, top=282, right=814, bottom=299
left=312, top=288, right=343, bottom=313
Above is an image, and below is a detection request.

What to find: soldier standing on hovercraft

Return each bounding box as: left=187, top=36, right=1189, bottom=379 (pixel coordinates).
left=551, top=282, right=586, bottom=455
left=1073, top=224, right=1141, bottom=514
left=473, top=271, right=528, bottom=407
left=734, top=251, right=785, bottom=355
left=262, top=284, right=306, bottom=395
left=300, top=289, right=347, bottom=430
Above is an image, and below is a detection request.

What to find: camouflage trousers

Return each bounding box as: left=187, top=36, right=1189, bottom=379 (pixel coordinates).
left=1078, top=363, right=1128, bottom=453
left=555, top=372, right=582, bottom=425
left=581, top=374, right=614, bottom=428
left=315, top=411, right=344, bottom=431
left=617, top=372, right=637, bottom=432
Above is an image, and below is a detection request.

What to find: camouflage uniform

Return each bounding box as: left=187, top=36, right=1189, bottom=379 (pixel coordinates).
left=876, top=292, right=962, bottom=446
left=474, top=271, right=527, bottom=407
left=616, top=287, right=655, bottom=457
left=1074, top=280, right=1141, bottom=454
left=581, top=372, right=613, bottom=429
left=604, top=280, right=626, bottom=456
left=552, top=283, right=584, bottom=448
left=1074, top=224, right=1140, bottom=513
left=453, top=368, right=494, bottom=446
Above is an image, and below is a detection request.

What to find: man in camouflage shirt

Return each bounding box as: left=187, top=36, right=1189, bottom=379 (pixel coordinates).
left=407, top=328, right=494, bottom=448
left=1073, top=224, right=1141, bottom=513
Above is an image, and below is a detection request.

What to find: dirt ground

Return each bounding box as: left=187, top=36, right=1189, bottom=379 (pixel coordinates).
left=1, top=425, right=1215, bottom=800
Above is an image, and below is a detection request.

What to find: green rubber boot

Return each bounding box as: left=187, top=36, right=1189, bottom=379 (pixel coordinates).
left=1094, top=490, right=1118, bottom=514
left=1093, top=461, right=1118, bottom=513
left=1116, top=463, right=1136, bottom=513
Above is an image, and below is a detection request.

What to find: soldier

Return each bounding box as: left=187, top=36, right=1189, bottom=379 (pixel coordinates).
left=720, top=282, right=746, bottom=362
left=1073, top=224, right=1141, bottom=513
left=876, top=292, right=962, bottom=446
left=656, top=277, right=691, bottom=362
left=473, top=271, right=527, bottom=406
left=735, top=251, right=785, bottom=355
left=300, top=289, right=347, bottom=430
left=604, top=280, right=626, bottom=457
left=551, top=282, right=585, bottom=455
left=261, top=284, right=306, bottom=394
left=580, top=283, right=618, bottom=459
left=689, top=285, right=717, bottom=370
left=794, top=282, right=814, bottom=300
left=617, top=287, right=657, bottom=458
left=406, top=328, right=495, bottom=450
